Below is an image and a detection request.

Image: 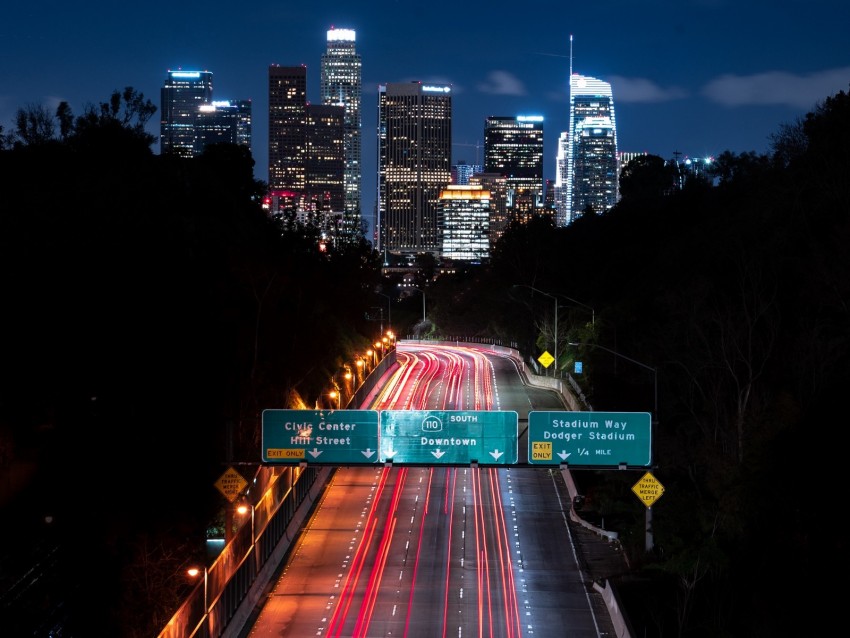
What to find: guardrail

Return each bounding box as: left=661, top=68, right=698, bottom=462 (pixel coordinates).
left=156, top=341, right=629, bottom=637
left=157, top=350, right=398, bottom=638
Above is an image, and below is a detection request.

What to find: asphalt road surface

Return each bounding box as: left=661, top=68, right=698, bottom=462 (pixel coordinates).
left=241, top=343, right=619, bottom=637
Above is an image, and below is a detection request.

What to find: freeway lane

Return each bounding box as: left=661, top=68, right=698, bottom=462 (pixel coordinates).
left=242, top=342, right=617, bottom=637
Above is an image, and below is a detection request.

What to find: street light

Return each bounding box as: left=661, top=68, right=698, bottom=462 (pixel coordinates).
left=376, top=291, right=392, bottom=335
left=409, top=286, right=426, bottom=322
left=555, top=293, right=595, bottom=327
left=512, top=284, right=558, bottom=377
left=328, top=385, right=341, bottom=409
left=187, top=565, right=209, bottom=613
left=568, top=340, right=658, bottom=552
left=567, top=341, right=656, bottom=422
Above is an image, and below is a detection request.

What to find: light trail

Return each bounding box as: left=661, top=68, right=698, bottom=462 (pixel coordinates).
left=324, top=342, right=523, bottom=637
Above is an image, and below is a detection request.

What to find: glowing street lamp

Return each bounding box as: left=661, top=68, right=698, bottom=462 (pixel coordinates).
left=187, top=565, right=209, bottom=613
left=328, top=388, right=341, bottom=410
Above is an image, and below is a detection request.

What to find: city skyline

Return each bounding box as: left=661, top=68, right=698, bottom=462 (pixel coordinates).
left=3, top=1, right=848, bottom=238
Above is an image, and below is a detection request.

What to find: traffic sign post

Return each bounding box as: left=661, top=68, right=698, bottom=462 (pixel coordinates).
left=527, top=411, right=652, bottom=467
left=262, top=409, right=380, bottom=464
left=380, top=410, right=518, bottom=465
left=631, top=471, right=664, bottom=507
left=215, top=466, right=248, bottom=503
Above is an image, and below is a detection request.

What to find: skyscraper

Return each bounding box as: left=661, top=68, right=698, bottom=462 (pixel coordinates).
left=439, top=185, right=490, bottom=262
left=194, top=99, right=252, bottom=154
left=321, top=27, right=362, bottom=240
left=268, top=65, right=345, bottom=223
left=451, top=160, right=482, bottom=186
left=559, top=74, right=618, bottom=224
left=305, top=103, right=345, bottom=214
left=469, top=172, right=509, bottom=247
left=160, top=70, right=213, bottom=157
left=483, top=115, right=544, bottom=224
left=268, top=65, right=308, bottom=194
left=377, top=82, right=452, bottom=257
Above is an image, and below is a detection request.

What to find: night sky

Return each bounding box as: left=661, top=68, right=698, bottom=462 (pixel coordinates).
left=3, top=1, right=848, bottom=234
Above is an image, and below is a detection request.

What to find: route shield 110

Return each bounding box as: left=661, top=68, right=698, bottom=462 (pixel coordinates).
left=380, top=410, right=518, bottom=465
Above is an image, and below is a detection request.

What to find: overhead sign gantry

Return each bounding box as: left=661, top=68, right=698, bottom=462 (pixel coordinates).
left=261, top=409, right=651, bottom=468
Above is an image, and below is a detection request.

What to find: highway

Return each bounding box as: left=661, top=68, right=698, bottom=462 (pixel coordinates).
left=240, top=342, right=617, bottom=637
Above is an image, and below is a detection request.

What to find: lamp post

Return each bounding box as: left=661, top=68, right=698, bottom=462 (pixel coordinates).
left=410, top=286, right=426, bottom=322
left=555, top=293, right=595, bottom=327
left=329, top=383, right=341, bottom=410
left=187, top=566, right=209, bottom=613
left=568, top=340, right=657, bottom=552
left=376, top=291, right=392, bottom=335
left=512, top=284, right=558, bottom=377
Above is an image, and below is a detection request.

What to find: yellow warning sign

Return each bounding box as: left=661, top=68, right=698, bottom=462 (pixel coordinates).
left=631, top=471, right=664, bottom=508
left=538, top=351, right=555, bottom=368
left=215, top=467, right=248, bottom=503
left=531, top=441, right=553, bottom=461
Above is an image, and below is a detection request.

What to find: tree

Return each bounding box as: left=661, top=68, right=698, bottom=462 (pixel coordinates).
left=12, top=103, right=56, bottom=145
left=619, top=153, right=674, bottom=201
left=72, top=87, right=157, bottom=149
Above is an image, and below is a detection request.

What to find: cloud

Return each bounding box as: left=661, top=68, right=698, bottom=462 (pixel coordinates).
left=701, top=67, right=850, bottom=108
left=607, top=76, right=688, bottom=103
left=476, top=71, right=527, bottom=96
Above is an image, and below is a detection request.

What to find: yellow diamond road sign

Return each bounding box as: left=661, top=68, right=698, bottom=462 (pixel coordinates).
left=538, top=350, right=555, bottom=368
left=631, top=471, right=665, bottom=508
left=215, top=466, right=248, bottom=503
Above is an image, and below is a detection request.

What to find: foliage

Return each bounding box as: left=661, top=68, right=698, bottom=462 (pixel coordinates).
left=0, top=88, right=382, bottom=636
left=461, top=85, right=850, bottom=636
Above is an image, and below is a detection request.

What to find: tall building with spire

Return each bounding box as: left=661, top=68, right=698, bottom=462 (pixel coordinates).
left=160, top=70, right=213, bottom=157
left=558, top=73, right=618, bottom=224
left=321, top=27, right=362, bottom=240
left=377, top=82, right=452, bottom=257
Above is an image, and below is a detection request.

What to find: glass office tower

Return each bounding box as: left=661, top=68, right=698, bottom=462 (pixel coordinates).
left=160, top=70, right=213, bottom=157
left=484, top=115, right=544, bottom=224
left=321, top=27, right=362, bottom=241
left=439, top=185, right=491, bottom=262
left=268, top=64, right=345, bottom=222
left=194, top=99, right=252, bottom=155
left=268, top=65, right=308, bottom=194
left=562, top=74, right=618, bottom=224
left=377, top=82, right=452, bottom=257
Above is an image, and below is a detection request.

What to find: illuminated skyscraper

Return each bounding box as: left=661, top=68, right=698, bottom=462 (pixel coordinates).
left=451, top=160, right=481, bottom=186
left=321, top=27, right=362, bottom=240
left=268, top=65, right=308, bottom=194
left=559, top=74, right=618, bottom=224
left=194, top=100, right=252, bottom=154
left=377, top=82, right=452, bottom=257
left=484, top=115, right=544, bottom=223
left=160, top=70, right=213, bottom=157
left=268, top=65, right=344, bottom=220
left=439, top=185, right=490, bottom=262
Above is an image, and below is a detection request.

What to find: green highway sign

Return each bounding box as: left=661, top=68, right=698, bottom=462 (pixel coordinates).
left=262, top=409, right=380, bottom=464
left=528, top=411, right=652, bottom=467
left=380, top=410, right=518, bottom=465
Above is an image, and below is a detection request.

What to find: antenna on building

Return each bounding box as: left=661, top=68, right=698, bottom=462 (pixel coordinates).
left=569, top=34, right=573, bottom=78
